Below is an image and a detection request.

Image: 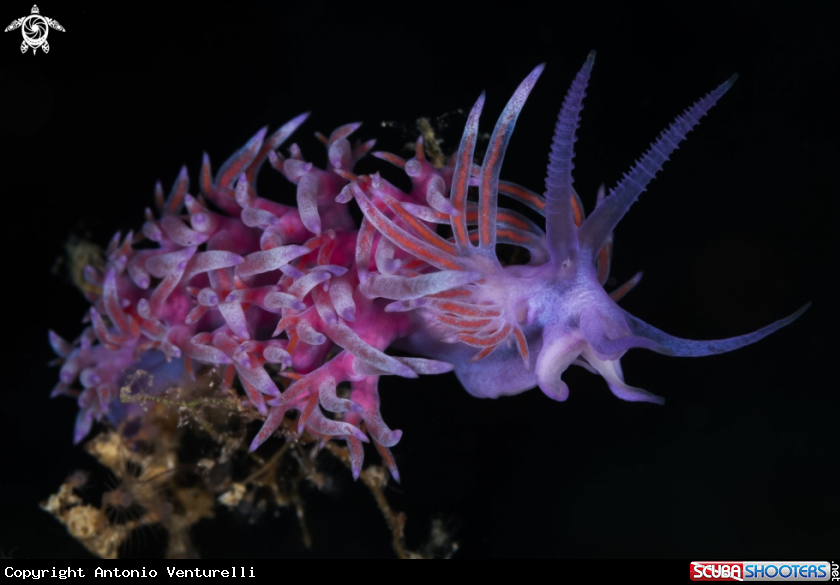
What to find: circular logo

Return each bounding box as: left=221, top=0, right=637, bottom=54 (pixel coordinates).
left=21, top=14, right=47, bottom=49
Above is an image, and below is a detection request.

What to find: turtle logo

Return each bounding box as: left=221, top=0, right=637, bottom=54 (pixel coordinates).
left=4, top=5, right=64, bottom=54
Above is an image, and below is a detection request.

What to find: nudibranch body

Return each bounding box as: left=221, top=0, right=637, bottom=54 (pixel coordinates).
left=49, top=52, right=807, bottom=480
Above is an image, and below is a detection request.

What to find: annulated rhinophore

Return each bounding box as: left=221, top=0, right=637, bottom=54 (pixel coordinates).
left=50, top=52, right=807, bottom=480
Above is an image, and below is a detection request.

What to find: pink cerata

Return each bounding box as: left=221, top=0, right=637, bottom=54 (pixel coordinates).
left=49, top=52, right=808, bottom=480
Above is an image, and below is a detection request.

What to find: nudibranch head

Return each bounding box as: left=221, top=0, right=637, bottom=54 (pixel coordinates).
left=372, top=51, right=808, bottom=406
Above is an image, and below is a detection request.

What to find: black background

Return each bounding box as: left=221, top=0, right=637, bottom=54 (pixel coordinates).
left=0, top=1, right=836, bottom=558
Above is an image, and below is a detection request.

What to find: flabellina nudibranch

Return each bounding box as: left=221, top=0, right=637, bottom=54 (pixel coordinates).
left=49, top=52, right=808, bottom=480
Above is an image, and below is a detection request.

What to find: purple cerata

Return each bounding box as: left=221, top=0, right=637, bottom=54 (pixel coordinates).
left=49, top=51, right=808, bottom=480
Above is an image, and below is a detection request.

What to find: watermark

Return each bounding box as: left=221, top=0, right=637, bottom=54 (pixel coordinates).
left=690, top=561, right=837, bottom=582
left=4, top=5, right=64, bottom=54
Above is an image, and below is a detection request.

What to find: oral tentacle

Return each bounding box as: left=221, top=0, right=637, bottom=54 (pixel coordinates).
left=622, top=303, right=811, bottom=357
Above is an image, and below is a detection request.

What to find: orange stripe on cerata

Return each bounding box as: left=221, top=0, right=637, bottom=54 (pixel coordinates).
left=200, top=157, right=214, bottom=194
left=318, top=234, right=336, bottom=265
left=376, top=152, right=406, bottom=169
left=303, top=235, right=323, bottom=250
left=497, top=228, right=530, bottom=244
left=297, top=391, right=320, bottom=429
left=104, top=293, right=136, bottom=338
left=422, top=208, right=450, bottom=223
left=479, top=142, right=502, bottom=248
left=356, top=217, right=376, bottom=273
left=286, top=331, right=299, bottom=354
left=218, top=155, right=254, bottom=191
left=571, top=193, right=585, bottom=227
left=377, top=192, right=457, bottom=255
left=329, top=125, right=357, bottom=143
left=609, top=283, right=630, bottom=301
left=223, top=365, right=236, bottom=388
left=458, top=323, right=512, bottom=347
left=373, top=441, right=397, bottom=473
left=333, top=168, right=359, bottom=182
left=609, top=272, right=641, bottom=302
left=437, top=314, right=494, bottom=329
left=357, top=188, right=463, bottom=271
left=430, top=288, right=472, bottom=299
left=597, top=242, right=611, bottom=284
left=247, top=146, right=276, bottom=185
left=432, top=300, right=501, bottom=318
left=451, top=133, right=477, bottom=247
left=513, top=324, right=529, bottom=364
left=470, top=345, right=499, bottom=362
left=276, top=315, right=297, bottom=333
left=168, top=177, right=188, bottom=214
left=496, top=210, right=530, bottom=231
left=498, top=181, right=546, bottom=212
left=377, top=214, right=461, bottom=270
left=401, top=258, right=427, bottom=271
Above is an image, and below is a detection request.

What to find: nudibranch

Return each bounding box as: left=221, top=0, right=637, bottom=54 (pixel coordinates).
left=50, top=51, right=808, bottom=480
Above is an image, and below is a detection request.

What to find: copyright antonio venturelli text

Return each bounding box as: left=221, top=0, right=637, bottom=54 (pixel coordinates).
left=5, top=568, right=257, bottom=579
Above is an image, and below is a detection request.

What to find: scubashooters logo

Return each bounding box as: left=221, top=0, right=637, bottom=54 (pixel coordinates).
left=690, top=561, right=835, bottom=581
left=4, top=5, right=64, bottom=54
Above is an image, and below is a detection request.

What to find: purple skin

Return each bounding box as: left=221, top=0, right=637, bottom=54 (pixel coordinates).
left=396, top=52, right=808, bottom=404
left=49, top=52, right=807, bottom=480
